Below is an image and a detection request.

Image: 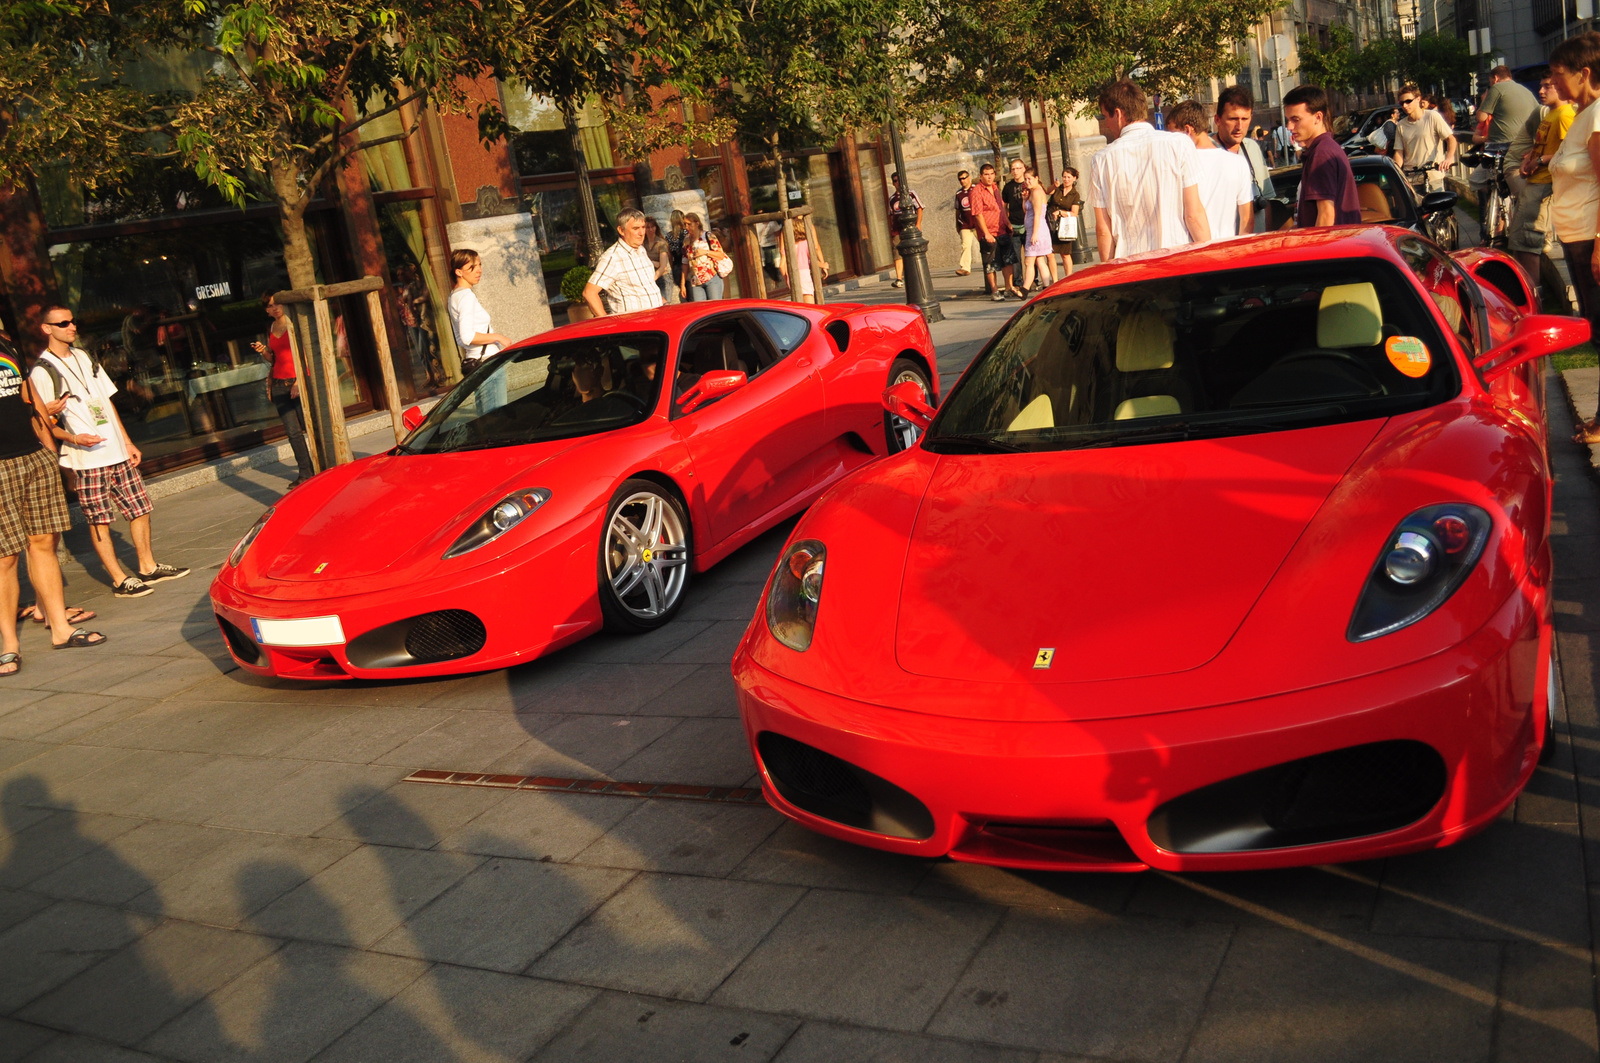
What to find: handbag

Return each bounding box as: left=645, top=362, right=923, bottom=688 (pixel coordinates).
left=715, top=254, right=734, bottom=278
left=1057, top=214, right=1078, bottom=241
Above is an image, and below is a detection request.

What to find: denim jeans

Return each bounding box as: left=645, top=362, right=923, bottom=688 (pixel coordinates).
left=689, top=276, right=724, bottom=301
left=269, top=380, right=314, bottom=480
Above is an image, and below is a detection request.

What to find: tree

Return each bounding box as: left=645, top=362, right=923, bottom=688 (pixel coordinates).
left=484, top=0, right=739, bottom=262
left=676, top=0, right=901, bottom=298
left=1297, top=24, right=1364, bottom=95
left=0, top=0, right=551, bottom=294
left=903, top=0, right=1055, bottom=170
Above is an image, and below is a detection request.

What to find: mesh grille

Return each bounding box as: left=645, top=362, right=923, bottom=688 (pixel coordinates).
left=403, top=610, right=486, bottom=663
left=216, top=616, right=262, bottom=665
left=758, top=732, right=871, bottom=817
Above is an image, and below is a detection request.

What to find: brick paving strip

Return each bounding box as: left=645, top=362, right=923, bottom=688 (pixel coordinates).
left=404, top=768, right=767, bottom=804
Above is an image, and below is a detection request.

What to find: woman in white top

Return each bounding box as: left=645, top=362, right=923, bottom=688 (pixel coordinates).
left=446, top=248, right=511, bottom=410
left=1548, top=33, right=1600, bottom=443
left=447, top=249, right=510, bottom=366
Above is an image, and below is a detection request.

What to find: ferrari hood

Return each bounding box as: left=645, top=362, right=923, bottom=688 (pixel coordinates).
left=894, top=420, right=1385, bottom=684
left=262, top=441, right=579, bottom=582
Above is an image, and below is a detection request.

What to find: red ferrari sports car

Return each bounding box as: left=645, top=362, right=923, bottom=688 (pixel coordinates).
left=211, top=300, right=937, bottom=679
left=733, top=227, right=1586, bottom=872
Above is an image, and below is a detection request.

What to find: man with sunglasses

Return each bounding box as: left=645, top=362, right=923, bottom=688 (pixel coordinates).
left=30, top=306, right=187, bottom=598
left=1392, top=83, right=1457, bottom=193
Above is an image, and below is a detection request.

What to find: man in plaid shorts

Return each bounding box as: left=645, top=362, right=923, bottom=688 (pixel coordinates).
left=30, top=305, right=188, bottom=598
left=1, top=324, right=107, bottom=675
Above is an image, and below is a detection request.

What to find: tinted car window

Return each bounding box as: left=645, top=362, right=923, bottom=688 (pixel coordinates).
left=403, top=333, right=665, bottom=453
left=751, top=310, right=811, bottom=355
left=926, top=259, right=1460, bottom=454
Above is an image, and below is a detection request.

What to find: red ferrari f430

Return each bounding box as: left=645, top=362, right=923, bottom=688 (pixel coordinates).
left=734, top=228, right=1585, bottom=872
left=211, top=301, right=936, bottom=679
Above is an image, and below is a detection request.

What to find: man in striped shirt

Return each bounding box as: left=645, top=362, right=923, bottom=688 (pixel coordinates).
left=1090, top=79, right=1211, bottom=261
left=583, top=209, right=666, bottom=317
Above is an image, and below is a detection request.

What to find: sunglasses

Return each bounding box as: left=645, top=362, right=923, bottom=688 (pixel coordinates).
left=45, top=319, right=77, bottom=329
left=1400, top=97, right=1418, bottom=106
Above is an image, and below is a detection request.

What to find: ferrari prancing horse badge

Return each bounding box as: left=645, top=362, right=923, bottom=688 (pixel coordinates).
left=1033, top=647, right=1055, bottom=669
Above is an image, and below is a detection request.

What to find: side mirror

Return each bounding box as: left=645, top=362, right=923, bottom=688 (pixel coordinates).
left=1475, top=314, right=1591, bottom=381
left=678, top=369, right=747, bottom=413
left=401, top=406, right=426, bottom=432
left=881, top=379, right=935, bottom=430
left=1419, top=190, right=1458, bottom=215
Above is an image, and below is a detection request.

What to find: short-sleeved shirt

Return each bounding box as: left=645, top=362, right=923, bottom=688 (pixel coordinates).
left=1528, top=103, right=1577, bottom=186
left=1088, top=122, right=1201, bottom=257
left=1481, top=79, right=1539, bottom=145
left=1296, top=133, right=1362, bottom=227
left=955, top=187, right=976, bottom=230
left=1550, top=99, right=1600, bottom=243
left=589, top=240, right=664, bottom=315
left=969, top=182, right=1004, bottom=237
left=0, top=354, right=42, bottom=461
left=1395, top=109, right=1455, bottom=171
left=888, top=190, right=924, bottom=233
left=30, top=348, right=130, bottom=471
left=1001, top=179, right=1027, bottom=226
left=1192, top=147, right=1254, bottom=238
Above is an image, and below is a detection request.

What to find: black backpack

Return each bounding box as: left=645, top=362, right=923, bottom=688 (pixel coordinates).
left=35, top=348, right=105, bottom=402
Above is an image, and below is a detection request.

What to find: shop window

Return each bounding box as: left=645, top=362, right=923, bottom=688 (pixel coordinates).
left=47, top=215, right=368, bottom=466
left=378, top=202, right=456, bottom=390
left=501, top=88, right=616, bottom=176
left=527, top=180, right=637, bottom=297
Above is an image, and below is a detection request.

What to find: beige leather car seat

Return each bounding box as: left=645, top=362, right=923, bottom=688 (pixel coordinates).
left=1113, top=310, right=1182, bottom=419
left=1357, top=183, right=1393, bottom=223
left=1317, top=282, right=1384, bottom=348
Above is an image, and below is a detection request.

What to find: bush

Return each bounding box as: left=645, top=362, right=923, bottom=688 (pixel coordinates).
left=560, top=266, right=593, bottom=304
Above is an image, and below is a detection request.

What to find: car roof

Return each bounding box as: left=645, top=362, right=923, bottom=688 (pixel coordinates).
left=1041, top=226, right=1412, bottom=291
left=500, top=298, right=863, bottom=354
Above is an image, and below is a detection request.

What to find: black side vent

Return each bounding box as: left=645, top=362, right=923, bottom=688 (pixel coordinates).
left=824, top=320, right=850, bottom=352
left=1148, top=740, right=1447, bottom=854
left=216, top=616, right=262, bottom=665
left=404, top=610, right=487, bottom=663
left=346, top=610, right=487, bottom=669
left=757, top=731, right=933, bottom=840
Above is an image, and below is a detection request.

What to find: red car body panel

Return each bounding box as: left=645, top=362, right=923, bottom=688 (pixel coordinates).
left=210, top=300, right=937, bottom=679
left=731, top=227, right=1569, bottom=870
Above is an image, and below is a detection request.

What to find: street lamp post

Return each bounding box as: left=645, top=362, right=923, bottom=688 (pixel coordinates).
left=884, top=104, right=943, bottom=324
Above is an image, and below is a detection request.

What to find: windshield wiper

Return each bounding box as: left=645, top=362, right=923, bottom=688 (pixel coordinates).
left=927, top=433, right=1024, bottom=453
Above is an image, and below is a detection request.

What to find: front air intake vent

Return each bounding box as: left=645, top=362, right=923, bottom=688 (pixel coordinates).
left=405, top=610, right=487, bottom=663
left=757, top=732, right=933, bottom=839
left=346, top=610, right=487, bottom=668
left=216, top=616, right=262, bottom=665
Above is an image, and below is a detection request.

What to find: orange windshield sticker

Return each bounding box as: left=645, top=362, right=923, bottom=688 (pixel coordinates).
left=1386, top=335, right=1431, bottom=378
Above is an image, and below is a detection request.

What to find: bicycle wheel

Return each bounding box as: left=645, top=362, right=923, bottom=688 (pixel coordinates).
left=1482, top=190, right=1501, bottom=248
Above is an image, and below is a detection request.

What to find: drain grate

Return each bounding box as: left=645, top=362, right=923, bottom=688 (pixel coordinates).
left=403, top=769, right=766, bottom=804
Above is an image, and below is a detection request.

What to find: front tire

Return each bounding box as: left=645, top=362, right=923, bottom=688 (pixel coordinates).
left=884, top=356, right=933, bottom=453
left=598, top=479, right=692, bottom=633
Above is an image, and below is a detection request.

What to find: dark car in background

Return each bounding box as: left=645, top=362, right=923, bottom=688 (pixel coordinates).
left=1264, top=154, right=1459, bottom=250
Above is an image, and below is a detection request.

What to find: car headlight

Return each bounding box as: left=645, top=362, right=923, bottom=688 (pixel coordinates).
left=1348, top=504, right=1492, bottom=641
left=767, top=539, right=826, bottom=651
left=443, top=489, right=551, bottom=559
left=228, top=507, right=274, bottom=568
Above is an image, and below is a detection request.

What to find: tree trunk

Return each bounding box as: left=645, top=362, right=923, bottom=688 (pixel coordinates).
left=771, top=138, right=803, bottom=304
left=272, top=161, right=318, bottom=291
left=270, top=158, right=340, bottom=471
left=987, top=111, right=1004, bottom=171
left=566, top=105, right=604, bottom=263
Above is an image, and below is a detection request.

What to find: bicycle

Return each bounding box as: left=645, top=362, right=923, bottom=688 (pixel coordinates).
left=1403, top=166, right=1460, bottom=250
left=1461, top=143, right=1513, bottom=249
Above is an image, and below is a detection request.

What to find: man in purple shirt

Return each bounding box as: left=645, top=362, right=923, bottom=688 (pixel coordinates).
left=1285, top=85, right=1361, bottom=228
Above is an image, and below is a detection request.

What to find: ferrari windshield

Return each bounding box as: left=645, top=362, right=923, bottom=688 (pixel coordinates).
left=402, top=333, right=666, bottom=453
left=926, top=259, right=1460, bottom=454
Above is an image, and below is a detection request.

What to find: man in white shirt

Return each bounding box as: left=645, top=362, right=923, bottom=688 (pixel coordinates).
left=1090, top=79, right=1211, bottom=261
left=1165, top=99, right=1254, bottom=239
left=1392, top=82, right=1457, bottom=192
left=30, top=306, right=188, bottom=598
left=583, top=209, right=665, bottom=317
left=1212, top=86, right=1275, bottom=232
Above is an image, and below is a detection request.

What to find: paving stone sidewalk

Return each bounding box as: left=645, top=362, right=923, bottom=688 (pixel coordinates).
left=0, top=317, right=1597, bottom=1061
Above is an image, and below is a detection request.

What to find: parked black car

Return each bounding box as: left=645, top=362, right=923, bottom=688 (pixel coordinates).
left=1263, top=154, right=1459, bottom=250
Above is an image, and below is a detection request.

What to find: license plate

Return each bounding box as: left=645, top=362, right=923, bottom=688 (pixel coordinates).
left=251, top=615, right=346, bottom=647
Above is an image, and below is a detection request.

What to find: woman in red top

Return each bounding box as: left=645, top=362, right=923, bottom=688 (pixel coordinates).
left=252, top=294, right=314, bottom=487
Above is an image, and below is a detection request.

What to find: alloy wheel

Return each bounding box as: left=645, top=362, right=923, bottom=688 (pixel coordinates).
left=604, top=491, right=690, bottom=620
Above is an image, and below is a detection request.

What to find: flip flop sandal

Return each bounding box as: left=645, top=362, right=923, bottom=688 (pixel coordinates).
left=63, top=607, right=96, bottom=624
left=53, top=630, right=107, bottom=649
left=0, top=652, right=18, bottom=677
left=16, top=605, right=39, bottom=624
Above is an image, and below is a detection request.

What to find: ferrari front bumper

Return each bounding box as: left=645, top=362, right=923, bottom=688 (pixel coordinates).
left=732, top=585, right=1549, bottom=872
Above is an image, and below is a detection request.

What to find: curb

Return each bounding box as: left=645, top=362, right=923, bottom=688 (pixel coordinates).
left=1556, top=366, right=1600, bottom=477
left=146, top=399, right=440, bottom=501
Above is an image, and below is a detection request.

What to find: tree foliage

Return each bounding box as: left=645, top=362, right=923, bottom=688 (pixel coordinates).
left=1296, top=24, right=1363, bottom=94
left=0, top=0, right=558, bottom=288
left=1297, top=28, right=1475, bottom=97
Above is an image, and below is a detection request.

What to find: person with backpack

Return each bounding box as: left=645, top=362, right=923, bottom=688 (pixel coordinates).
left=29, top=306, right=188, bottom=599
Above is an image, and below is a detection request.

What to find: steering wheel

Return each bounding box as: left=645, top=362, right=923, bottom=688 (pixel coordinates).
left=604, top=389, right=648, bottom=412
left=1270, top=349, right=1386, bottom=395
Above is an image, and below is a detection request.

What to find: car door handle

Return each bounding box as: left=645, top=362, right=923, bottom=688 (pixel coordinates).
left=795, top=356, right=812, bottom=368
